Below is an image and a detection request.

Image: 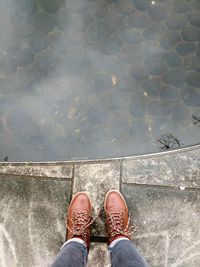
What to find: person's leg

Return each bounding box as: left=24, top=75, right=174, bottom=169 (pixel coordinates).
left=52, top=239, right=88, bottom=267
left=51, top=192, right=93, bottom=267
left=109, top=239, right=149, bottom=267
left=104, top=190, right=149, bottom=267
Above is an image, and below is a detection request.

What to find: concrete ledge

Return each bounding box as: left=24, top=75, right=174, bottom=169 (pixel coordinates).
left=88, top=243, right=110, bottom=267
left=0, top=145, right=199, bottom=188
left=0, top=145, right=199, bottom=266
left=73, top=163, right=120, bottom=236
left=0, top=144, right=199, bottom=165
left=0, top=164, right=73, bottom=179
left=0, top=176, right=72, bottom=267
left=122, top=145, right=200, bottom=189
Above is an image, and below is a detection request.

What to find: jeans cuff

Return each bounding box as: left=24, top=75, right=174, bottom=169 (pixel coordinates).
left=108, top=237, right=130, bottom=252
left=61, top=238, right=87, bottom=250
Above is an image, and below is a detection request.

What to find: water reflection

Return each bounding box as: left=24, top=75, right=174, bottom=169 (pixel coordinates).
left=0, top=0, right=199, bottom=161
left=192, top=113, right=200, bottom=126
left=157, top=134, right=181, bottom=150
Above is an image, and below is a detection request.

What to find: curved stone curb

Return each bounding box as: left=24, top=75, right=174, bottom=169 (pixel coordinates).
left=0, top=145, right=199, bottom=190
left=0, top=164, right=73, bottom=179
left=122, top=145, right=200, bottom=189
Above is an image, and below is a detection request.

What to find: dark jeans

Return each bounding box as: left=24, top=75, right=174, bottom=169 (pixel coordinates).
left=52, top=240, right=149, bottom=267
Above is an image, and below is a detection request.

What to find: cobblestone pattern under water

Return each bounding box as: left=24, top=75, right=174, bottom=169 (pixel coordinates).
left=0, top=0, right=200, bottom=161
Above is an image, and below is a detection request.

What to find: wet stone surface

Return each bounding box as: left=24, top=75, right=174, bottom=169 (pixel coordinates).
left=182, top=87, right=200, bottom=107
left=181, top=26, right=200, bottom=42
left=163, top=68, right=186, bottom=87
left=148, top=101, right=173, bottom=117
left=166, top=15, right=187, bottom=31
left=129, top=120, right=149, bottom=137
left=143, top=23, right=164, bottom=40
left=127, top=14, right=151, bottom=29
left=129, top=64, right=146, bottom=81
left=161, top=52, right=182, bottom=67
left=0, top=0, right=199, bottom=161
left=34, top=11, right=55, bottom=33
left=101, top=36, right=123, bottom=55
left=186, top=73, right=200, bottom=88
left=35, top=50, right=60, bottom=75
left=16, top=46, right=35, bottom=67
left=0, top=54, right=18, bottom=75
left=172, top=0, right=191, bottom=13
left=120, top=28, right=143, bottom=45
left=172, top=104, right=191, bottom=127
left=159, top=31, right=181, bottom=50
left=134, top=0, right=149, bottom=11
left=148, top=5, right=167, bottom=22
left=176, top=42, right=197, bottom=56
left=39, top=0, right=62, bottom=14
left=143, top=78, right=161, bottom=97
left=188, top=12, right=200, bottom=27
left=145, top=56, right=166, bottom=76
left=184, top=55, right=200, bottom=72
left=130, top=92, right=147, bottom=118
left=160, top=85, right=180, bottom=102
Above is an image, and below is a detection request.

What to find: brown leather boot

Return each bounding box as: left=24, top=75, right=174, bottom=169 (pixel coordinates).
left=66, top=192, right=93, bottom=250
left=104, top=190, right=132, bottom=245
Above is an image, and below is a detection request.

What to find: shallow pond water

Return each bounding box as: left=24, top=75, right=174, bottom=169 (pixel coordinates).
left=0, top=0, right=200, bottom=161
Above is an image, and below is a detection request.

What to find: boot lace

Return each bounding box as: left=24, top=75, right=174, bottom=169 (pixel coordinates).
left=66, top=211, right=94, bottom=242
left=106, top=211, right=136, bottom=240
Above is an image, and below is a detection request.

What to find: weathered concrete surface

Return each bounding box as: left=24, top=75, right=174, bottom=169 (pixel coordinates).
left=0, top=176, right=71, bottom=267
left=88, top=243, right=110, bottom=267
left=122, top=146, right=200, bottom=189
left=0, top=146, right=199, bottom=266
left=0, top=164, right=73, bottom=179
left=122, top=184, right=200, bottom=267
left=73, top=163, right=120, bottom=236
